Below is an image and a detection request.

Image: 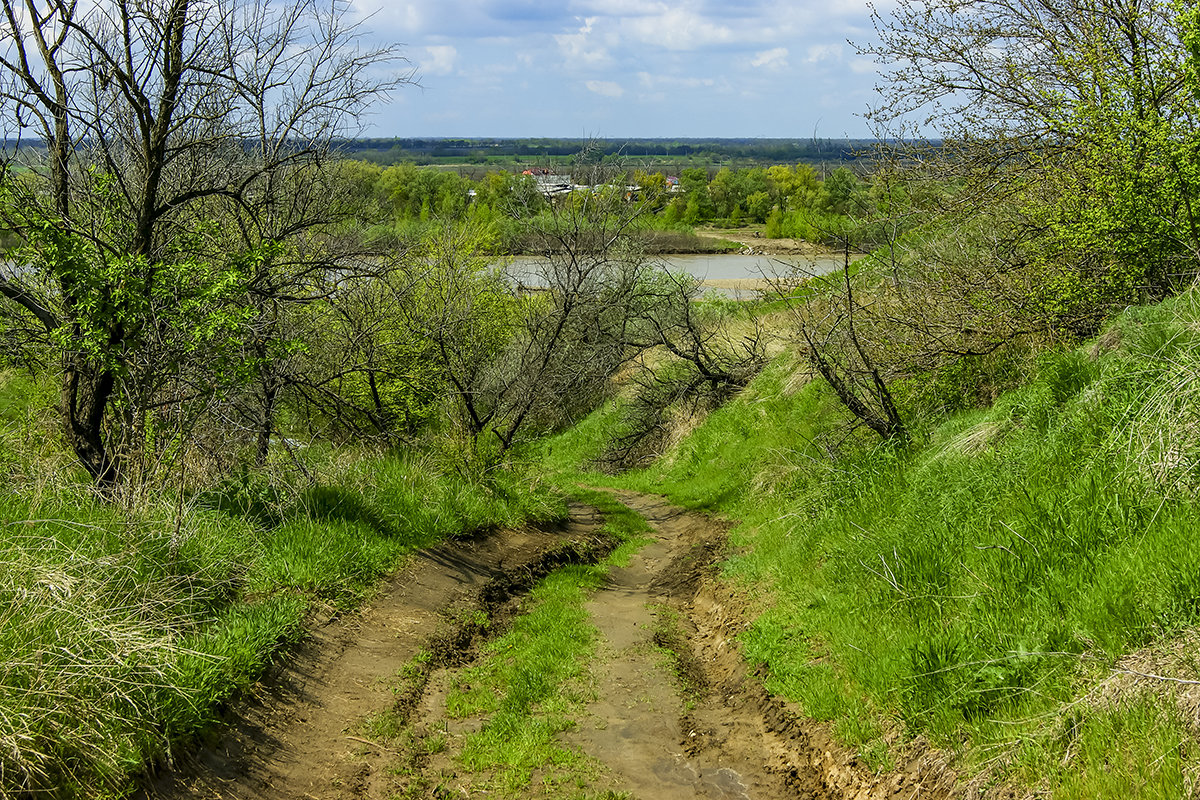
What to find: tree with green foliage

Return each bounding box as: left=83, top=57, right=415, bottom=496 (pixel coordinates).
left=381, top=164, right=474, bottom=222
left=283, top=254, right=450, bottom=446
left=745, top=191, right=773, bottom=223
left=707, top=168, right=740, bottom=220
left=678, top=167, right=714, bottom=224
left=766, top=163, right=820, bottom=210
left=632, top=170, right=670, bottom=214
left=393, top=223, right=517, bottom=458
left=819, top=167, right=862, bottom=216
left=331, top=160, right=390, bottom=225
left=0, top=0, right=408, bottom=489
left=866, top=0, right=1200, bottom=318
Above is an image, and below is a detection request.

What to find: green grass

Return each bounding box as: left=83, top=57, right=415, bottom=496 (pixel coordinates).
left=567, top=487, right=654, bottom=564
left=1041, top=700, right=1190, bottom=798
left=0, top=374, right=564, bottom=800
left=448, top=565, right=602, bottom=790
left=439, top=489, right=650, bottom=796
left=539, top=290, right=1200, bottom=795
left=534, top=401, right=628, bottom=485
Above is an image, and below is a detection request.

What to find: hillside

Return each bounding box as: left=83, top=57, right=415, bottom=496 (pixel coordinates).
left=541, top=289, right=1200, bottom=796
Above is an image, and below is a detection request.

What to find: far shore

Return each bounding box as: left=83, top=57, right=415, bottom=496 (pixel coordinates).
left=698, top=277, right=771, bottom=292
left=691, top=227, right=843, bottom=257
left=502, top=226, right=843, bottom=259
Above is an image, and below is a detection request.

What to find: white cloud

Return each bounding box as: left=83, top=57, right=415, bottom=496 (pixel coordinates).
left=849, top=58, right=877, bottom=74
left=824, top=0, right=882, bottom=15
left=585, top=80, right=625, bottom=98
left=569, top=0, right=668, bottom=14
left=350, top=1, right=427, bottom=33
left=805, top=43, right=844, bottom=63
left=555, top=17, right=612, bottom=66
left=750, top=47, right=788, bottom=70
left=420, top=45, right=458, bottom=75
left=623, top=8, right=733, bottom=50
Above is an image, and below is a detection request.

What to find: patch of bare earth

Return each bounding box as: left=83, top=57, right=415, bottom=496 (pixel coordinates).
left=693, top=228, right=831, bottom=257
left=144, top=493, right=960, bottom=800
left=590, top=491, right=959, bottom=800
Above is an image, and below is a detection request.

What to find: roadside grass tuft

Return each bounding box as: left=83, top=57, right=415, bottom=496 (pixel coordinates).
left=567, top=487, right=654, bottom=565
left=1039, top=700, right=1190, bottom=799
left=445, top=562, right=606, bottom=794
left=437, top=491, right=651, bottom=796
left=534, top=401, right=628, bottom=485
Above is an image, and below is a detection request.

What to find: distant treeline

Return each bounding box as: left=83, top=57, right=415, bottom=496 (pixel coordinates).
left=2, top=137, right=923, bottom=169
left=334, top=137, right=890, bottom=166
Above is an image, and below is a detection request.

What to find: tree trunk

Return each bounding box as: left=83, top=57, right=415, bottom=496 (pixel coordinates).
left=62, top=357, right=120, bottom=490
left=255, top=381, right=278, bottom=468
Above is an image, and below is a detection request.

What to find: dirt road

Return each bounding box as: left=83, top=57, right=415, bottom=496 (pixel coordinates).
left=144, top=493, right=954, bottom=799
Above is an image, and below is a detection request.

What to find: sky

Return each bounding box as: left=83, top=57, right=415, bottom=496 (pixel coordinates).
left=347, top=0, right=891, bottom=139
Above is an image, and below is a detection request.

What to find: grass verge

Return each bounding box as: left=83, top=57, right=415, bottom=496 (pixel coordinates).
left=412, top=490, right=649, bottom=798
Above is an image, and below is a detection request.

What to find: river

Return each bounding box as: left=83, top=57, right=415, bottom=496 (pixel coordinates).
left=502, top=252, right=848, bottom=299
left=661, top=252, right=845, bottom=297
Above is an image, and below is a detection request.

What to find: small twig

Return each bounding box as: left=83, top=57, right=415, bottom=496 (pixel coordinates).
left=999, top=520, right=1039, bottom=556
left=975, top=543, right=1021, bottom=561
left=1113, top=668, right=1200, bottom=686
left=345, top=735, right=396, bottom=753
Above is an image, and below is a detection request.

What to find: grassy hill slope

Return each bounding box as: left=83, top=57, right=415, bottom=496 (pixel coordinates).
left=543, top=290, right=1200, bottom=796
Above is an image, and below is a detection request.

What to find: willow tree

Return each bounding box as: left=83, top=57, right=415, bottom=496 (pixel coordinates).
left=0, top=0, right=408, bottom=489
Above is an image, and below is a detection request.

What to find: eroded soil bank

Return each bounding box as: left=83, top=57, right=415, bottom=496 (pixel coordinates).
left=145, top=493, right=957, bottom=800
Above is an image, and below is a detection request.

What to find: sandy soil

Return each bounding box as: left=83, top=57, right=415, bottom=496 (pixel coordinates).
left=143, top=494, right=958, bottom=800
left=697, top=277, right=772, bottom=295
left=693, top=228, right=838, bottom=257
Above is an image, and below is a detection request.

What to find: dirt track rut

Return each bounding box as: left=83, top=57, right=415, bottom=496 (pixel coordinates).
left=145, top=492, right=955, bottom=800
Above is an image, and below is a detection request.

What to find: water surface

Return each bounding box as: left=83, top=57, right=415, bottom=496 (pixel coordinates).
left=503, top=252, right=847, bottom=298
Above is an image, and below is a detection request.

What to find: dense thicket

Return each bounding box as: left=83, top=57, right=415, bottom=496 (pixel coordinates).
left=0, top=0, right=410, bottom=490
left=329, top=157, right=881, bottom=253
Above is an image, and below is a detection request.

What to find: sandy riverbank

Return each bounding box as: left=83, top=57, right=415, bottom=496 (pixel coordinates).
left=693, top=227, right=838, bottom=256
left=698, top=277, right=771, bottom=294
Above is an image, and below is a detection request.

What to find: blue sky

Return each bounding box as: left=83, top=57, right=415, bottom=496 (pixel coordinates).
left=348, top=0, right=889, bottom=139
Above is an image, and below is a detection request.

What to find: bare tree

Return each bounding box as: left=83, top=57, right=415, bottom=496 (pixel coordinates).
left=393, top=156, right=672, bottom=465
left=788, top=241, right=910, bottom=446
left=0, top=0, right=410, bottom=489
left=604, top=271, right=768, bottom=468
left=779, top=164, right=1098, bottom=449
left=863, top=0, right=1186, bottom=148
